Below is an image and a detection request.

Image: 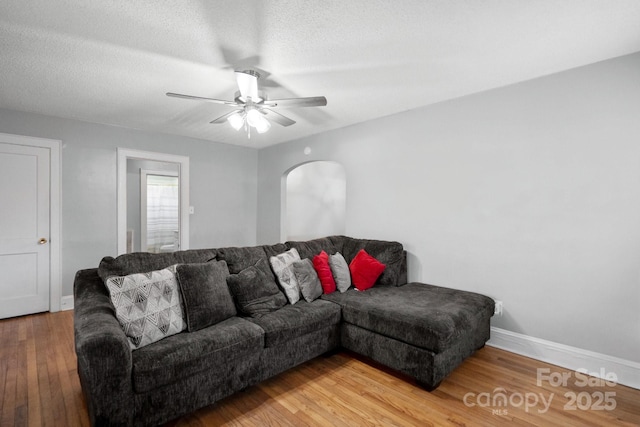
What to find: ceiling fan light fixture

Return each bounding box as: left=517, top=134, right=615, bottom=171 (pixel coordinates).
left=167, top=67, right=326, bottom=139
left=227, top=112, right=244, bottom=131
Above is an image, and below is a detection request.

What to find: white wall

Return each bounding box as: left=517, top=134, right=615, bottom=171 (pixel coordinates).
left=0, top=108, right=258, bottom=297
left=285, top=161, right=346, bottom=241
left=257, top=52, right=640, bottom=363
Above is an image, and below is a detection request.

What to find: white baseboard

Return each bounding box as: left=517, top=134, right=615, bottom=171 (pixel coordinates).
left=60, top=295, right=74, bottom=311
left=487, top=327, right=640, bottom=390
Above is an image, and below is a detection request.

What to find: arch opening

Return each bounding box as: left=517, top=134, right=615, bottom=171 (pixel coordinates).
left=283, top=161, right=346, bottom=241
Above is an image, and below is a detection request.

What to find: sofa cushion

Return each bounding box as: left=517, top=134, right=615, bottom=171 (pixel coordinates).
left=285, top=236, right=342, bottom=259
left=312, top=250, right=336, bottom=294
left=247, top=299, right=341, bottom=348
left=216, top=243, right=287, bottom=274
left=270, top=248, right=302, bottom=304
left=329, top=252, right=351, bottom=293
left=217, top=246, right=266, bottom=274
left=98, top=249, right=217, bottom=281
left=175, top=261, right=236, bottom=331
left=131, top=316, right=264, bottom=393
left=226, top=259, right=287, bottom=317
left=104, top=265, right=186, bottom=349
left=261, top=243, right=289, bottom=258
left=293, top=258, right=323, bottom=302
left=321, top=283, right=495, bottom=353
left=341, top=237, right=404, bottom=287
left=349, top=249, right=386, bottom=291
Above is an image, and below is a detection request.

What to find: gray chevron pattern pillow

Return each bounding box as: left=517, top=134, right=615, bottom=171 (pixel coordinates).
left=105, top=265, right=186, bottom=349
left=269, top=248, right=302, bottom=304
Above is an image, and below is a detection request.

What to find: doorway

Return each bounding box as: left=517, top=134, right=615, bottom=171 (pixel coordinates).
left=117, top=148, right=189, bottom=255
left=0, top=133, right=61, bottom=318
left=140, top=170, right=179, bottom=253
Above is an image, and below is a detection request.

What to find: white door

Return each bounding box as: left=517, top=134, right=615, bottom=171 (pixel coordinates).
left=0, top=142, right=50, bottom=318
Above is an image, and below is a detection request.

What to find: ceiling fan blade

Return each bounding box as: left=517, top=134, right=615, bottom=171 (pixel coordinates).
left=235, top=71, right=260, bottom=101
left=166, top=92, right=238, bottom=106
left=210, top=109, right=243, bottom=124
left=261, top=108, right=296, bottom=127
left=263, top=96, right=327, bottom=108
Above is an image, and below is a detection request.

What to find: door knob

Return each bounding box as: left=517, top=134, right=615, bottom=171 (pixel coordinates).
left=38, top=238, right=48, bottom=245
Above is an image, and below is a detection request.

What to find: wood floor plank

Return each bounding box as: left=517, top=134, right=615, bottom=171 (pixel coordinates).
left=43, top=317, right=65, bottom=427
left=15, top=338, right=28, bottom=427
left=1, top=310, right=639, bottom=426
left=1, top=318, right=18, bottom=427
left=25, top=316, right=42, bottom=427
left=0, top=319, right=8, bottom=419
left=32, top=315, right=54, bottom=427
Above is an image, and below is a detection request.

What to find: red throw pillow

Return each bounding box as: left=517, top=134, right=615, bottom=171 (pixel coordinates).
left=312, top=251, right=337, bottom=294
left=349, top=249, right=386, bottom=291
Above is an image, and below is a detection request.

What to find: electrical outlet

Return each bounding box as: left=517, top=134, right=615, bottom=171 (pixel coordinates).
left=494, top=300, right=503, bottom=316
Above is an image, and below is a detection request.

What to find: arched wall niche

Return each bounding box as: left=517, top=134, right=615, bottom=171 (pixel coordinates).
left=281, top=161, right=346, bottom=242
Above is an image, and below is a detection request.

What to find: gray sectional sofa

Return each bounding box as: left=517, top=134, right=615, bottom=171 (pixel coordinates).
left=73, top=236, right=494, bottom=426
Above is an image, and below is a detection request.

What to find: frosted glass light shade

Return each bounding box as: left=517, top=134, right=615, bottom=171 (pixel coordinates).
left=227, top=113, right=244, bottom=130
left=246, top=108, right=262, bottom=126
left=255, top=118, right=271, bottom=133
left=246, top=108, right=271, bottom=133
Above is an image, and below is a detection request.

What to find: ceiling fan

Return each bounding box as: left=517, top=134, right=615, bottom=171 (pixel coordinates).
left=167, top=70, right=327, bottom=138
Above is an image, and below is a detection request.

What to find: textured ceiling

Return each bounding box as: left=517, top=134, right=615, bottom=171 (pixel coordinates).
left=1, top=1, right=640, bottom=148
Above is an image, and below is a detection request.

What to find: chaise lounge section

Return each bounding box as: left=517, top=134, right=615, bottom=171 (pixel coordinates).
left=322, top=283, right=493, bottom=389
left=74, top=235, right=494, bottom=426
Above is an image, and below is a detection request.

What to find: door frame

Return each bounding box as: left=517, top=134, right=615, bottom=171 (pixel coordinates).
left=117, top=148, right=189, bottom=255
left=0, top=132, right=62, bottom=312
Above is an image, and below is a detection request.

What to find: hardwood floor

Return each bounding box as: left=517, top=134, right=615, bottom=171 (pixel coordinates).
left=1, top=311, right=639, bottom=426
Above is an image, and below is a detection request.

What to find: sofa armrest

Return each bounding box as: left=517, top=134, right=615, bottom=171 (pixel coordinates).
left=74, top=268, right=134, bottom=426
